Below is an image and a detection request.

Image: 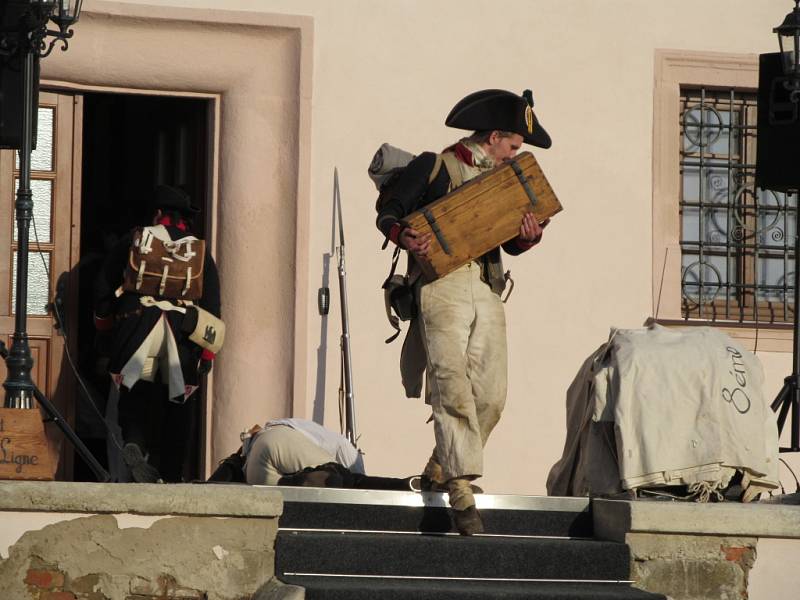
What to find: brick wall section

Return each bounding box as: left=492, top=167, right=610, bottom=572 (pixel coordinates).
left=627, top=533, right=757, bottom=600
left=23, top=564, right=219, bottom=600
left=722, top=545, right=750, bottom=563
left=25, top=568, right=66, bottom=590
left=23, top=564, right=93, bottom=600
left=17, top=557, right=262, bottom=600
left=39, top=593, right=77, bottom=600
left=126, top=596, right=207, bottom=600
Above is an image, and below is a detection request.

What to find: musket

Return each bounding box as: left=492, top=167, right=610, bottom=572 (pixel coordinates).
left=333, top=168, right=358, bottom=445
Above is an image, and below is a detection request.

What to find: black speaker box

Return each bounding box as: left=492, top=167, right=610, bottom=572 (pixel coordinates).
left=756, top=52, right=800, bottom=193
left=0, top=1, right=40, bottom=151
left=0, top=53, right=41, bottom=151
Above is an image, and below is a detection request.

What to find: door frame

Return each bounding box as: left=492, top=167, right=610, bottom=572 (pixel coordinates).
left=39, top=2, right=314, bottom=475
left=43, top=79, right=222, bottom=477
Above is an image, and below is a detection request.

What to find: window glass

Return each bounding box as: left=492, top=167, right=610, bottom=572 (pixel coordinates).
left=13, top=178, right=53, bottom=244
left=15, top=107, right=55, bottom=172
left=11, top=250, right=51, bottom=315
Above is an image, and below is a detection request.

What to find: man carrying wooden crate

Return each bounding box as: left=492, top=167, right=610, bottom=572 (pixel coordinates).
left=376, top=89, right=552, bottom=535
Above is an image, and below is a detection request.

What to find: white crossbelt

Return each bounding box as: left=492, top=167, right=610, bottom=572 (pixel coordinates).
left=138, top=295, right=193, bottom=313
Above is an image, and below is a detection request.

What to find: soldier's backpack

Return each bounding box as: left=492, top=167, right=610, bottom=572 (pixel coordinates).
left=368, top=143, right=463, bottom=213
left=122, top=225, right=205, bottom=300
left=368, top=144, right=463, bottom=342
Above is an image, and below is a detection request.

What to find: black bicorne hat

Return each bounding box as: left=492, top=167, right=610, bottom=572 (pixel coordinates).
left=152, top=184, right=200, bottom=214
left=445, top=88, right=552, bottom=149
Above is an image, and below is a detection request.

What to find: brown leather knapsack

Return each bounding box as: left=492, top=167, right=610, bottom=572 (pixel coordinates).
left=122, top=225, right=205, bottom=300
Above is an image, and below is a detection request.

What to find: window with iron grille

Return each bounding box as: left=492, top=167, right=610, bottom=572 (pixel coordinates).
left=680, top=87, right=798, bottom=324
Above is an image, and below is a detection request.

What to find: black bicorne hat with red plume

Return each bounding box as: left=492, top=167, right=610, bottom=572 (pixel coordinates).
left=151, top=185, right=200, bottom=214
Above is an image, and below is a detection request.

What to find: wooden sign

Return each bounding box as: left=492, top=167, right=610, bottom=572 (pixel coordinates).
left=0, top=408, right=56, bottom=480
left=402, top=151, right=562, bottom=281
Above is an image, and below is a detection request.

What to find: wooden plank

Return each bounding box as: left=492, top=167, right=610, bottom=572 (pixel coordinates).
left=0, top=336, right=49, bottom=393
left=402, top=151, right=562, bottom=280
left=0, top=407, right=57, bottom=480
left=0, top=316, right=54, bottom=337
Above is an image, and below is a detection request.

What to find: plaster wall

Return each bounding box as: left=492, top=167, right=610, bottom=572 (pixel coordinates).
left=0, top=511, right=164, bottom=559
left=91, top=0, right=800, bottom=496
left=0, top=513, right=278, bottom=599
left=749, top=537, right=800, bottom=600
left=0, top=482, right=285, bottom=599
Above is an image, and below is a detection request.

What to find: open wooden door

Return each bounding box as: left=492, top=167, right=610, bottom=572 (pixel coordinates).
left=0, top=90, right=82, bottom=477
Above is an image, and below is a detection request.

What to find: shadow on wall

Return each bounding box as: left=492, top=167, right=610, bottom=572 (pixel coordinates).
left=312, top=182, right=339, bottom=422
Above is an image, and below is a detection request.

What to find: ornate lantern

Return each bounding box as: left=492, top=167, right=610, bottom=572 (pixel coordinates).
left=775, top=0, right=800, bottom=79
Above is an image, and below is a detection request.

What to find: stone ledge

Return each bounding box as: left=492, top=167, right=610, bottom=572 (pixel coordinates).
left=0, top=481, right=282, bottom=518
left=593, top=497, right=800, bottom=542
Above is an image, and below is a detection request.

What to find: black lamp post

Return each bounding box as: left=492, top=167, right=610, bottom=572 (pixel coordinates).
left=1, top=0, right=82, bottom=409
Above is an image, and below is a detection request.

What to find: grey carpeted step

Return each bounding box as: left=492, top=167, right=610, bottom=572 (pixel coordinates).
left=280, top=576, right=668, bottom=600
left=273, top=487, right=593, bottom=537
left=280, top=501, right=592, bottom=537
left=275, top=531, right=631, bottom=581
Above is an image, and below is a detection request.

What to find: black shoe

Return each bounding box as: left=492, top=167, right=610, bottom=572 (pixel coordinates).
left=452, top=505, right=484, bottom=536
left=122, top=443, right=162, bottom=484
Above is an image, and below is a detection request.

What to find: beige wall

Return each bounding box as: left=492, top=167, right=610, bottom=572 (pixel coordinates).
left=750, top=537, right=800, bottom=599
left=75, top=0, right=800, bottom=496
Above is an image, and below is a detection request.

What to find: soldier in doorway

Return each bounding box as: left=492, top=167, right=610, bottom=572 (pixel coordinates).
left=94, top=185, right=222, bottom=483
left=376, top=89, right=552, bottom=534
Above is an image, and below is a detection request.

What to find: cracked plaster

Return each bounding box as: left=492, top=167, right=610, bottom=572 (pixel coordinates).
left=0, top=513, right=277, bottom=600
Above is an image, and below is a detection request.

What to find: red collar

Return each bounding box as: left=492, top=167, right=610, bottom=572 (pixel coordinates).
left=442, top=142, right=475, bottom=166
left=157, top=215, right=188, bottom=232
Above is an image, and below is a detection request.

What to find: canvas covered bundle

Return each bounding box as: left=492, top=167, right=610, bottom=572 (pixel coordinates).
left=401, top=151, right=562, bottom=281
left=546, top=325, right=780, bottom=500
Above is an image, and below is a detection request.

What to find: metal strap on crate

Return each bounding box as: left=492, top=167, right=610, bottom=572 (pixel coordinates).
left=422, top=208, right=451, bottom=255
left=509, top=160, right=538, bottom=208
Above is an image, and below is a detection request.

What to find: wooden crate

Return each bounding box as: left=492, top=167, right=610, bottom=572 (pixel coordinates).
left=0, top=407, right=57, bottom=480
left=402, top=151, right=562, bottom=281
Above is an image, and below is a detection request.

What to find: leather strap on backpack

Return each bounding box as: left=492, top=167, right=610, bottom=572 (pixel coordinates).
left=428, top=154, right=444, bottom=185
left=440, top=152, right=464, bottom=189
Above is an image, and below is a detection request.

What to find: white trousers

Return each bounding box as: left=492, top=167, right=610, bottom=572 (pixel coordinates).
left=244, top=425, right=335, bottom=485
left=419, top=262, right=508, bottom=480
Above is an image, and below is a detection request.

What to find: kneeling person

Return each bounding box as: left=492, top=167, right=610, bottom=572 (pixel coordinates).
left=243, top=418, right=365, bottom=485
